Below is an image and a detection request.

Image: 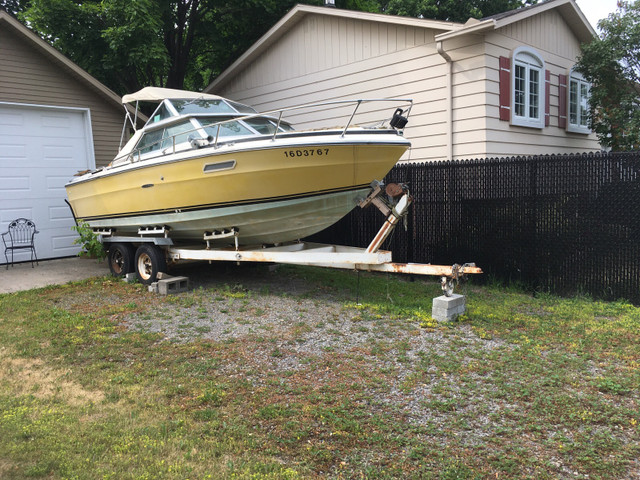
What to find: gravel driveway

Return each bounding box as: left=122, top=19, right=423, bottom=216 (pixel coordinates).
left=119, top=262, right=503, bottom=430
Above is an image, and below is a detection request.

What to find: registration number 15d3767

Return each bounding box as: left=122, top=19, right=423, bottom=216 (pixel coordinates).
left=284, top=148, right=330, bottom=158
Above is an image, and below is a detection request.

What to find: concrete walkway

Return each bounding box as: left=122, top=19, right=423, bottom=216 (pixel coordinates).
left=0, top=257, right=110, bottom=294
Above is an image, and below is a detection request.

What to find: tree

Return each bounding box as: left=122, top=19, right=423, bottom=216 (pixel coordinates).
left=0, top=0, right=29, bottom=14
left=382, top=0, right=537, bottom=23
left=12, top=0, right=537, bottom=95
left=20, top=0, right=169, bottom=94
left=16, top=0, right=305, bottom=93
left=576, top=1, right=640, bottom=151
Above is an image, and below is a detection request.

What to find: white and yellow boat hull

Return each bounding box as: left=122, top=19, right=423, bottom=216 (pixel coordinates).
left=66, top=131, right=410, bottom=245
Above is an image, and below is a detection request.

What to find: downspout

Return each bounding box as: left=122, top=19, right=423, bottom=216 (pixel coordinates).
left=436, top=41, right=453, bottom=160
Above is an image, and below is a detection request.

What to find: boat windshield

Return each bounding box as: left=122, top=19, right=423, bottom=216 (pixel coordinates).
left=198, top=116, right=294, bottom=138
left=171, top=99, right=257, bottom=115
left=198, top=116, right=254, bottom=138
left=136, top=119, right=197, bottom=154
left=243, top=117, right=294, bottom=134
left=148, top=103, right=174, bottom=124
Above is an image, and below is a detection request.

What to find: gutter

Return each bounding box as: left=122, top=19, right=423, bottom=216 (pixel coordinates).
left=436, top=41, right=453, bottom=160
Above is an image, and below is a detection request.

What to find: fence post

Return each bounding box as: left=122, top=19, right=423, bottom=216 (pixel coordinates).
left=529, top=157, right=538, bottom=291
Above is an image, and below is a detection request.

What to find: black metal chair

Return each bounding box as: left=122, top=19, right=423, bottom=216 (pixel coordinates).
left=2, top=218, right=39, bottom=269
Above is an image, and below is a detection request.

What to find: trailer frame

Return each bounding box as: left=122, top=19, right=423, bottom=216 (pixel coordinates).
left=95, top=182, right=482, bottom=295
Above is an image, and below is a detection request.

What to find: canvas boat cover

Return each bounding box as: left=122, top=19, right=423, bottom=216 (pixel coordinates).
left=122, top=86, right=224, bottom=104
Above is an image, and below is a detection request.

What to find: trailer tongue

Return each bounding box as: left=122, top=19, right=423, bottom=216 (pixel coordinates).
left=97, top=182, right=482, bottom=295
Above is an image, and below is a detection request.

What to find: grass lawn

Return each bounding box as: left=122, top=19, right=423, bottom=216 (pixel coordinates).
left=0, top=264, right=638, bottom=479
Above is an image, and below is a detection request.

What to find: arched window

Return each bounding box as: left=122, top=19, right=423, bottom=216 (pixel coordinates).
left=511, top=47, right=545, bottom=128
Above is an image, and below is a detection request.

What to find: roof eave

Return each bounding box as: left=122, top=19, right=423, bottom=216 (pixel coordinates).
left=491, top=0, right=596, bottom=43
left=0, top=10, right=129, bottom=113
left=435, top=0, right=596, bottom=45
left=434, top=19, right=495, bottom=41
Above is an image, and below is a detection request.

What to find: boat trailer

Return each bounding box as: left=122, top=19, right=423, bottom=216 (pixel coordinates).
left=96, top=182, right=482, bottom=295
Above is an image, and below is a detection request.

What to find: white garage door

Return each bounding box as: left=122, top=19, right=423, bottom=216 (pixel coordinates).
left=0, top=102, right=95, bottom=264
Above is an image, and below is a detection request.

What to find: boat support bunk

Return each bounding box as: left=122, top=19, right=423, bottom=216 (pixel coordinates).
left=97, top=182, right=482, bottom=296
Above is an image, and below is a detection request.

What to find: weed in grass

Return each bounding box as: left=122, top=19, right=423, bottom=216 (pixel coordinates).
left=594, top=376, right=631, bottom=395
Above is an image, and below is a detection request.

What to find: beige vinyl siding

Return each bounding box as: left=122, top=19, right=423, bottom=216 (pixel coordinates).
left=483, top=8, right=599, bottom=156
left=212, top=5, right=598, bottom=163
left=226, top=15, right=434, bottom=90
left=215, top=15, right=451, bottom=163
left=445, top=36, right=490, bottom=159
left=0, top=25, right=123, bottom=168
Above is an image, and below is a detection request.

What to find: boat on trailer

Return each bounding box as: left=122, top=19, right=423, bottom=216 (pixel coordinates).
left=65, top=87, right=481, bottom=289
left=65, top=87, right=412, bottom=246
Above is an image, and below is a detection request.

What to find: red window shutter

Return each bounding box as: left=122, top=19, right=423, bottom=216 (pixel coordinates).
left=499, top=56, right=511, bottom=121
left=558, top=74, right=567, bottom=129
left=545, top=70, right=550, bottom=127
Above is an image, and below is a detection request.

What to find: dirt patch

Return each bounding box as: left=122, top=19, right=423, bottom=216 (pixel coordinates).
left=0, top=347, right=105, bottom=407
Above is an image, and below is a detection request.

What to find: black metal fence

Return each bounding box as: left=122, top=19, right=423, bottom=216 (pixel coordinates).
left=312, top=152, right=640, bottom=303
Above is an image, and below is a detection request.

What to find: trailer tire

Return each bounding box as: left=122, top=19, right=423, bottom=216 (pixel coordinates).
left=135, top=244, right=167, bottom=285
left=107, top=243, right=135, bottom=277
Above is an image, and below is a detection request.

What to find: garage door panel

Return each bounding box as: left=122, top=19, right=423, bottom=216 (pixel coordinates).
left=49, top=205, right=75, bottom=223
left=51, top=233, right=79, bottom=253
left=0, top=110, right=23, bottom=127
left=0, top=142, right=88, bottom=169
left=40, top=110, right=85, bottom=130
left=0, top=175, right=30, bottom=192
left=0, top=104, right=95, bottom=263
left=0, top=143, right=27, bottom=163
left=1, top=208, right=33, bottom=224
left=46, top=175, right=72, bottom=192
left=43, top=145, right=81, bottom=166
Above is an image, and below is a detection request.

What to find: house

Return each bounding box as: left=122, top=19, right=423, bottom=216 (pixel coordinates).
left=0, top=10, right=127, bottom=263
left=204, top=0, right=599, bottom=162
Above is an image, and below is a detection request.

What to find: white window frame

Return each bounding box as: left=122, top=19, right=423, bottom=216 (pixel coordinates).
left=567, top=70, right=591, bottom=134
left=511, top=47, right=545, bottom=129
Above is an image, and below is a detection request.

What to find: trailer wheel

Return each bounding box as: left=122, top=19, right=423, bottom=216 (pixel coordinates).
left=108, top=243, right=135, bottom=277
left=135, top=244, right=167, bottom=285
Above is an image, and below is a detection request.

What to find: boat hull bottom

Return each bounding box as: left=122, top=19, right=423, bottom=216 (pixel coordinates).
left=83, top=188, right=371, bottom=247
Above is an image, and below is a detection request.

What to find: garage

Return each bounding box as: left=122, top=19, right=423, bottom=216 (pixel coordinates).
left=1, top=10, right=129, bottom=266
left=0, top=102, right=95, bottom=264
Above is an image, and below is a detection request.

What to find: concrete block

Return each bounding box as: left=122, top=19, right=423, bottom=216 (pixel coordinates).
left=157, top=276, right=189, bottom=295
left=124, top=273, right=137, bottom=283
left=432, top=294, right=466, bottom=322
left=433, top=293, right=465, bottom=309
left=148, top=282, right=159, bottom=293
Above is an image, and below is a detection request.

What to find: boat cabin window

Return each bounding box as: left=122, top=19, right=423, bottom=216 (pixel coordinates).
left=171, top=100, right=234, bottom=115
left=199, top=116, right=254, bottom=138
left=148, top=102, right=174, bottom=125
left=227, top=100, right=258, bottom=114
left=136, top=129, right=164, bottom=154
left=243, top=117, right=294, bottom=134
left=161, top=121, right=196, bottom=150
left=136, top=120, right=198, bottom=155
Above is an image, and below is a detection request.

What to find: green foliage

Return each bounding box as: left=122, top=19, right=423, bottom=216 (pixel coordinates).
left=14, top=0, right=537, bottom=94
left=576, top=0, right=640, bottom=151
left=21, top=0, right=169, bottom=94
left=383, top=0, right=537, bottom=23
left=71, top=222, right=106, bottom=260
